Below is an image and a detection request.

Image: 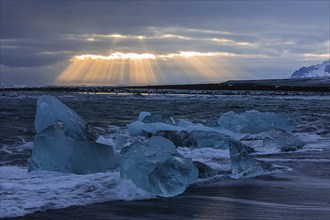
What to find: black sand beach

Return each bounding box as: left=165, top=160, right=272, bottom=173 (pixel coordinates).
left=7, top=149, right=330, bottom=220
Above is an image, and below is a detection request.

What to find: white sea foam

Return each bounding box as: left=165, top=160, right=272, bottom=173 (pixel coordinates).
left=0, top=146, right=233, bottom=218
left=0, top=166, right=154, bottom=218
left=16, top=141, right=34, bottom=151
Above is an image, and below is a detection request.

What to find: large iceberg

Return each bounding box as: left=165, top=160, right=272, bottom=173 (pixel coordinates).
left=120, top=136, right=198, bottom=197
left=29, top=95, right=118, bottom=174
left=218, top=110, right=295, bottom=134
left=129, top=112, right=249, bottom=150
left=29, top=122, right=118, bottom=174
left=34, top=95, right=95, bottom=140
left=229, top=139, right=273, bottom=178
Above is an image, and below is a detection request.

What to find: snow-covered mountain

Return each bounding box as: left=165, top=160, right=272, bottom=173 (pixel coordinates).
left=291, top=59, right=330, bottom=78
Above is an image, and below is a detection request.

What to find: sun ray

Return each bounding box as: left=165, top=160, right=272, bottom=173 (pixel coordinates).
left=56, top=50, right=239, bottom=85
left=164, top=57, right=197, bottom=83
left=57, top=59, right=90, bottom=84
left=138, top=37, right=165, bottom=84
left=106, top=60, right=118, bottom=85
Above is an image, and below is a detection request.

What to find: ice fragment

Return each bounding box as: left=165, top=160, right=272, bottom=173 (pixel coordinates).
left=120, top=136, right=198, bottom=197
left=29, top=123, right=118, bottom=174
left=229, top=138, right=273, bottom=178
left=218, top=110, right=295, bottom=134
left=34, top=95, right=89, bottom=140
left=29, top=95, right=118, bottom=174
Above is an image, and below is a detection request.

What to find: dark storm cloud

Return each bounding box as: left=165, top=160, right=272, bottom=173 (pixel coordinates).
left=1, top=47, right=70, bottom=67
left=2, top=1, right=328, bottom=37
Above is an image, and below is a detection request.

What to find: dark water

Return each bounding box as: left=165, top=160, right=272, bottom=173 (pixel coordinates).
left=1, top=91, right=329, bottom=219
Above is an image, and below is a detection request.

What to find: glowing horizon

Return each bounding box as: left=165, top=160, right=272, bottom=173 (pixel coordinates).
left=73, top=51, right=239, bottom=61
left=74, top=52, right=157, bottom=60
left=56, top=50, right=244, bottom=86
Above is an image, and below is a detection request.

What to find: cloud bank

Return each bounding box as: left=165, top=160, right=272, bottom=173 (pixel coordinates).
left=1, top=1, right=329, bottom=85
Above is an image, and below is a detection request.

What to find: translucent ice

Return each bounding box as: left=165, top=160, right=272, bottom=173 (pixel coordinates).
left=29, top=122, right=118, bottom=174
left=193, top=161, right=216, bottom=178
left=138, top=111, right=151, bottom=121
left=120, top=136, right=198, bottom=197
left=229, top=138, right=273, bottom=178
left=177, top=119, right=245, bottom=140
left=127, top=121, right=183, bottom=136
left=262, top=129, right=305, bottom=152
left=141, top=113, right=176, bottom=125
left=34, top=95, right=90, bottom=140
left=127, top=121, right=146, bottom=136
left=218, top=110, right=295, bottom=134
left=30, top=95, right=118, bottom=174
left=153, top=130, right=197, bottom=147
left=113, top=135, right=129, bottom=150
left=191, top=130, right=241, bottom=150
left=187, top=130, right=254, bottom=153
left=240, top=129, right=305, bottom=152
left=143, top=123, right=183, bottom=135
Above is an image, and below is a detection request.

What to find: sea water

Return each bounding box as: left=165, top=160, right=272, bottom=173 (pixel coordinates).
left=0, top=91, right=329, bottom=218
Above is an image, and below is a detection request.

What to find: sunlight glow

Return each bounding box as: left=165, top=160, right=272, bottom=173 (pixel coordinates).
left=75, top=52, right=156, bottom=60
left=303, top=53, right=330, bottom=59
left=56, top=51, right=244, bottom=86
left=159, top=51, right=222, bottom=58
left=109, top=34, right=126, bottom=38
left=73, top=51, right=237, bottom=61
left=78, top=31, right=257, bottom=48
left=160, top=34, right=191, bottom=40
left=211, top=38, right=254, bottom=46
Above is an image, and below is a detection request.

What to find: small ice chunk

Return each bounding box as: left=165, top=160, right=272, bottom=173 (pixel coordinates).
left=262, top=129, right=305, bottom=152
left=34, top=95, right=89, bottom=140
left=114, top=135, right=128, bottom=150
left=142, top=113, right=176, bottom=125
left=120, top=136, right=198, bottom=197
left=189, top=130, right=255, bottom=153
left=218, top=110, right=295, bottom=134
left=241, top=129, right=305, bottom=152
left=138, top=111, right=151, bottom=121
left=29, top=123, right=118, bottom=174
left=96, top=136, right=114, bottom=146
left=229, top=138, right=273, bottom=178
left=127, top=121, right=183, bottom=137
left=127, top=121, right=145, bottom=136
left=177, top=119, right=245, bottom=140
left=191, top=130, right=240, bottom=150
left=143, top=123, right=183, bottom=135
left=193, top=161, right=216, bottom=178
left=153, top=130, right=197, bottom=147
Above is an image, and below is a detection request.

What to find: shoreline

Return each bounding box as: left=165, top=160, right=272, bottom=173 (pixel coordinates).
left=1, top=78, right=330, bottom=94
left=5, top=149, right=330, bottom=220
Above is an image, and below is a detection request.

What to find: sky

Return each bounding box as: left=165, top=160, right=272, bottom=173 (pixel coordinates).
left=1, top=0, right=329, bottom=86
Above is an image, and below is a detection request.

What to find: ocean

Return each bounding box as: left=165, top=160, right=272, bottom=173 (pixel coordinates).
left=1, top=91, right=329, bottom=219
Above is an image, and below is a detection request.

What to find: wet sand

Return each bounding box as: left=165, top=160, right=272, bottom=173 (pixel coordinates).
left=7, top=149, right=330, bottom=220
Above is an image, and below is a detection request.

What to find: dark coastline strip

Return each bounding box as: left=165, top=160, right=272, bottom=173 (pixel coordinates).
left=1, top=78, right=330, bottom=93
